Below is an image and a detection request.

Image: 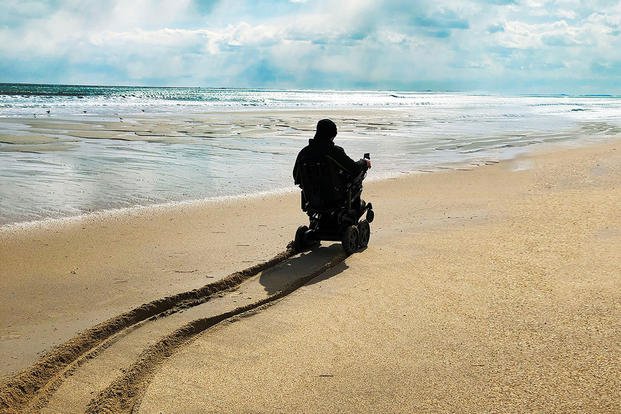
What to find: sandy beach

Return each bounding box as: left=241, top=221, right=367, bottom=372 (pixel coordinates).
left=1, top=137, right=620, bottom=413
left=3, top=0, right=621, bottom=411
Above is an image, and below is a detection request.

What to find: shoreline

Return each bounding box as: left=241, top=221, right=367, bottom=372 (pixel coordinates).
left=0, top=186, right=299, bottom=233
left=3, top=105, right=621, bottom=227
left=1, top=134, right=615, bottom=231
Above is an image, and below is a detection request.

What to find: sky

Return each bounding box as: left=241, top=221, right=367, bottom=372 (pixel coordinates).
left=1, top=0, right=620, bottom=93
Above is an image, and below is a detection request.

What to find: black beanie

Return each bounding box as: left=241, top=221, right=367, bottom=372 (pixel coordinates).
left=314, top=119, right=337, bottom=141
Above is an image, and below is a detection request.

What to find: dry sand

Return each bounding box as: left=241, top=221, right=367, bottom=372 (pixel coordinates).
left=1, top=139, right=619, bottom=413
left=0, top=192, right=301, bottom=377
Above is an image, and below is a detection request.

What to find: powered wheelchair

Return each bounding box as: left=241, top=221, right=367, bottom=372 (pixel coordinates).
left=293, top=154, right=375, bottom=255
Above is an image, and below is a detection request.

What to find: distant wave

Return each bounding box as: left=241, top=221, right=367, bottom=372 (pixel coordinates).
left=1, top=83, right=621, bottom=121
left=0, top=83, right=236, bottom=100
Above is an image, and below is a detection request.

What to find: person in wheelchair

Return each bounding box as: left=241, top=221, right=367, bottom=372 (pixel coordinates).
left=292, top=119, right=374, bottom=254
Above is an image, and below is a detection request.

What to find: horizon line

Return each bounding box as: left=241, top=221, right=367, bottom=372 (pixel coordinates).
left=1, top=82, right=618, bottom=98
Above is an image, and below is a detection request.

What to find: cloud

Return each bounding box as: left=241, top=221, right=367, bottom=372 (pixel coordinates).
left=0, top=0, right=620, bottom=93
left=412, top=10, right=470, bottom=30
left=487, top=23, right=505, bottom=33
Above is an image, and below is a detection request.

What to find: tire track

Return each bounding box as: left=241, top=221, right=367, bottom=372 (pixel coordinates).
left=86, top=250, right=347, bottom=414
left=0, top=247, right=297, bottom=413
left=36, top=247, right=341, bottom=413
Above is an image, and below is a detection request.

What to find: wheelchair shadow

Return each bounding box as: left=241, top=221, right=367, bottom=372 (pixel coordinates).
left=259, top=244, right=349, bottom=295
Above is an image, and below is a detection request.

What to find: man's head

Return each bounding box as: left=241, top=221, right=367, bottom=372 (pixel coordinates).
left=314, top=119, right=337, bottom=141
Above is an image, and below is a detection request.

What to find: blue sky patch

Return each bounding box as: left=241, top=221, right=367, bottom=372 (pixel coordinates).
left=0, top=0, right=620, bottom=94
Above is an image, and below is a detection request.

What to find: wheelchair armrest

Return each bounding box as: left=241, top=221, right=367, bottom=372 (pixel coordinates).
left=345, top=170, right=366, bottom=190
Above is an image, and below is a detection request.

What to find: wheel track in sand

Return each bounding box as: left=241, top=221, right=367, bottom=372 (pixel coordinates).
left=86, top=250, right=346, bottom=413
left=0, top=245, right=347, bottom=413
left=0, top=246, right=296, bottom=413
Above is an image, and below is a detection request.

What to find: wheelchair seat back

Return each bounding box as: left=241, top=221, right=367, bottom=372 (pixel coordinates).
left=298, top=157, right=348, bottom=212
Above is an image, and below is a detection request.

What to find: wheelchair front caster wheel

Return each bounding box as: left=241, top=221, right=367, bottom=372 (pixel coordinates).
left=294, top=225, right=308, bottom=251
left=358, top=220, right=370, bottom=248
left=366, top=208, right=375, bottom=223
left=294, top=225, right=319, bottom=251
left=341, top=225, right=359, bottom=255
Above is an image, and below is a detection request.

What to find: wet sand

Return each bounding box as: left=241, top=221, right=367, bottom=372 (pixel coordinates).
left=1, top=139, right=620, bottom=412
left=4, top=109, right=617, bottom=226
left=0, top=109, right=412, bottom=226
left=0, top=109, right=404, bottom=145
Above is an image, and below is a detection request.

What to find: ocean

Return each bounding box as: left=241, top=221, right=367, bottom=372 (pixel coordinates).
left=1, top=83, right=620, bottom=227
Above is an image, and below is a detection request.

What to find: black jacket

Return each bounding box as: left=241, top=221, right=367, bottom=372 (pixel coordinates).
left=293, top=139, right=367, bottom=186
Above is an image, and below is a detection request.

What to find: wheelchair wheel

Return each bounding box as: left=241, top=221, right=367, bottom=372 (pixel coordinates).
left=294, top=225, right=308, bottom=251
left=358, top=220, right=370, bottom=248
left=366, top=208, right=375, bottom=223
left=341, top=225, right=359, bottom=255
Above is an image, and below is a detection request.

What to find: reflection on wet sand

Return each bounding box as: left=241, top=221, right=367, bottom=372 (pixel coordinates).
left=1, top=109, right=619, bottom=226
